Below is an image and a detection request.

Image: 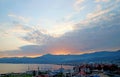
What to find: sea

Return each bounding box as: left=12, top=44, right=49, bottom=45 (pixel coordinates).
left=0, top=63, right=73, bottom=74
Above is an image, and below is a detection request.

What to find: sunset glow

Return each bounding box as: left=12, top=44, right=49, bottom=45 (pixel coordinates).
left=52, top=50, right=71, bottom=55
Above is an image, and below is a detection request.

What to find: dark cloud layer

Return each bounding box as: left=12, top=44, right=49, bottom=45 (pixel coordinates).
left=21, top=11, right=120, bottom=53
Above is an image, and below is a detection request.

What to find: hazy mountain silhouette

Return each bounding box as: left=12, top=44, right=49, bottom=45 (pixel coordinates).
left=0, top=50, right=120, bottom=64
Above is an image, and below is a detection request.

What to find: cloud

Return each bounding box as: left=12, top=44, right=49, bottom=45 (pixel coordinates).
left=74, top=6, right=85, bottom=12
left=86, top=2, right=117, bottom=20
left=0, top=0, right=120, bottom=57
left=1, top=10, right=120, bottom=57
left=8, top=14, right=31, bottom=23
left=73, top=0, right=85, bottom=12
left=3, top=23, right=32, bottom=39
left=74, top=0, right=84, bottom=5
left=23, top=29, right=53, bottom=45
left=21, top=2, right=120, bottom=53
left=48, top=21, right=74, bottom=37
left=76, top=0, right=119, bottom=30
left=95, top=0, right=110, bottom=3
left=116, top=0, right=120, bottom=2
left=0, top=45, right=43, bottom=57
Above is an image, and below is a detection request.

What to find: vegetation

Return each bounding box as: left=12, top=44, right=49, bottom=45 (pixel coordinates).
left=0, top=73, right=32, bottom=77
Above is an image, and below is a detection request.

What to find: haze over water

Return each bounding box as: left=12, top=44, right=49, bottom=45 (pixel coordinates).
left=0, top=63, right=73, bottom=74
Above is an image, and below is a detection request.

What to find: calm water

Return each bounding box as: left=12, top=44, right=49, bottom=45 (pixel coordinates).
left=0, top=63, right=73, bottom=74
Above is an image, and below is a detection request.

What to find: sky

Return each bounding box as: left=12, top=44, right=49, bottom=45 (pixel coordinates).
left=0, top=0, right=120, bottom=57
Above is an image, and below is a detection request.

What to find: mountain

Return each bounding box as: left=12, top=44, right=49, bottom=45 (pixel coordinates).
left=0, top=50, right=120, bottom=64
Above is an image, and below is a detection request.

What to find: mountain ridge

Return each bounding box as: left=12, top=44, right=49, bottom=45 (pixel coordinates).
left=0, top=50, right=120, bottom=64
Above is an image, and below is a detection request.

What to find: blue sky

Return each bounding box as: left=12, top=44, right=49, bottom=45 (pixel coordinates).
left=0, top=0, right=120, bottom=57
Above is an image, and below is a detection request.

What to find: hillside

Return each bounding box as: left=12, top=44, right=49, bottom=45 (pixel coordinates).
left=0, top=50, right=120, bottom=64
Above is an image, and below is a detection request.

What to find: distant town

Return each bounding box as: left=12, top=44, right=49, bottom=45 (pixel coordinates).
left=0, top=63, right=120, bottom=77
